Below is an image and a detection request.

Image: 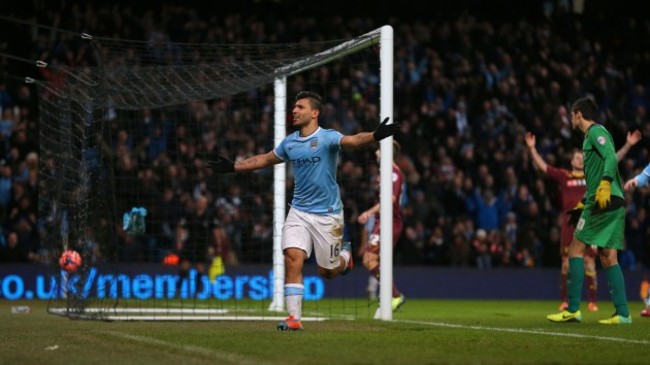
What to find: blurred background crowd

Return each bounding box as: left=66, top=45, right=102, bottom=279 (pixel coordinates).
left=1, top=0, right=649, bottom=272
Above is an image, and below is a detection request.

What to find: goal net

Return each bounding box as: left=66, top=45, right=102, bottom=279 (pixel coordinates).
left=41, top=26, right=394, bottom=321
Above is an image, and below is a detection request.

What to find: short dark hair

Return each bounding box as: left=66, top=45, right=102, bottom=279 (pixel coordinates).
left=295, top=91, right=323, bottom=112
left=571, top=97, right=599, bottom=121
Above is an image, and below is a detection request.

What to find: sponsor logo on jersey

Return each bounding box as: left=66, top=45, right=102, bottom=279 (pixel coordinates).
left=291, top=156, right=321, bottom=168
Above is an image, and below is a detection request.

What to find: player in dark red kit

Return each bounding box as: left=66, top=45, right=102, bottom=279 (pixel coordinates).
left=526, top=130, right=640, bottom=312
left=357, top=140, right=405, bottom=318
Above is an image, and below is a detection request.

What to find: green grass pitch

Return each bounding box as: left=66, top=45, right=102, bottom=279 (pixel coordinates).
left=2, top=299, right=649, bottom=365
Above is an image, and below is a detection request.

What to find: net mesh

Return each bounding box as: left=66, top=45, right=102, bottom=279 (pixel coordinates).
left=74, top=35, right=379, bottom=109
left=41, top=30, right=383, bottom=320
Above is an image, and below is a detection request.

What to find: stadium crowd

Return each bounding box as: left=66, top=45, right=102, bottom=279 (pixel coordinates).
left=1, top=0, right=649, bottom=273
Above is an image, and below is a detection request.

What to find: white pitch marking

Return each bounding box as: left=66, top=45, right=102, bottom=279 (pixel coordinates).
left=103, top=331, right=274, bottom=365
left=395, top=319, right=650, bottom=345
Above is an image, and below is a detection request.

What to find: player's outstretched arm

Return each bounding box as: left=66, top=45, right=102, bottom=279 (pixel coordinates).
left=206, top=151, right=281, bottom=173
left=341, top=117, right=400, bottom=150
left=205, top=155, right=235, bottom=173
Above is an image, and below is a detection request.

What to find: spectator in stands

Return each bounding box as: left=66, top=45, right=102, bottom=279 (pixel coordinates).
left=0, top=160, right=11, bottom=221
left=175, top=194, right=218, bottom=297
left=0, top=231, right=29, bottom=262
left=1, top=0, right=649, bottom=276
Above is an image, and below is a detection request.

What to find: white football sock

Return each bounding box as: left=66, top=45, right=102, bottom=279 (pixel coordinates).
left=284, top=283, right=304, bottom=320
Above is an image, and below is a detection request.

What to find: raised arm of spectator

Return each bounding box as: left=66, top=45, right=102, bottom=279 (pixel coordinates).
left=616, top=129, right=642, bottom=162
left=524, top=132, right=547, bottom=174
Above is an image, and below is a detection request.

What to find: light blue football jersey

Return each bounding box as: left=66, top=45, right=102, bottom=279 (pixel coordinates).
left=273, top=127, right=343, bottom=214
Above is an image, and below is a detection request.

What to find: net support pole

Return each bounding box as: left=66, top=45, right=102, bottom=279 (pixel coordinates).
left=377, top=25, right=395, bottom=321
left=269, top=77, right=288, bottom=312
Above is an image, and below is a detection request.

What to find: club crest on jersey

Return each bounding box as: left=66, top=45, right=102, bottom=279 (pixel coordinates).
left=597, top=136, right=606, bottom=145
left=310, top=139, right=318, bottom=149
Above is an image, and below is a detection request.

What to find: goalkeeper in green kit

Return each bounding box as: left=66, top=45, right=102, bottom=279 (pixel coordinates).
left=547, top=97, right=631, bottom=324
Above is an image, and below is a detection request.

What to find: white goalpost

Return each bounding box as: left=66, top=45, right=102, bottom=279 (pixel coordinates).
left=377, top=25, right=395, bottom=321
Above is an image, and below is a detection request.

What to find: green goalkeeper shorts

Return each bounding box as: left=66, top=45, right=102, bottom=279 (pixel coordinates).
left=574, top=206, right=625, bottom=250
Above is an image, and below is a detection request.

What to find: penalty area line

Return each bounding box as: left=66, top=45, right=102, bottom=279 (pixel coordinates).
left=395, top=319, right=650, bottom=345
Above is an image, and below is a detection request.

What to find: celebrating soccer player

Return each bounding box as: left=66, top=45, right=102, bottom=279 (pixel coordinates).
left=206, top=91, right=399, bottom=330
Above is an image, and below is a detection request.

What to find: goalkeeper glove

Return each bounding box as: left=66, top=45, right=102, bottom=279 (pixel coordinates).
left=205, top=155, right=235, bottom=173
left=566, top=200, right=584, bottom=228
left=595, top=178, right=612, bottom=209
left=373, top=117, right=400, bottom=141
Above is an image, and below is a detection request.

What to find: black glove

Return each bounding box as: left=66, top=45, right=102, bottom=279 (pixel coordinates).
left=205, top=155, right=235, bottom=173
left=566, top=201, right=584, bottom=228
left=373, top=117, right=400, bottom=141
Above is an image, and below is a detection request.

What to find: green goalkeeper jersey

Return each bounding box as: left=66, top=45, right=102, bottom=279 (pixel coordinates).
left=582, top=124, right=624, bottom=207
